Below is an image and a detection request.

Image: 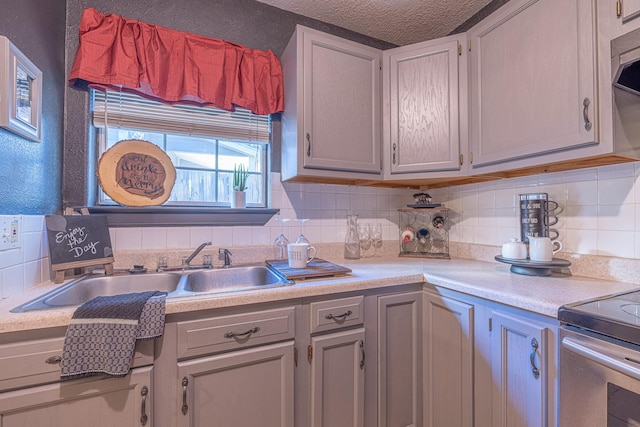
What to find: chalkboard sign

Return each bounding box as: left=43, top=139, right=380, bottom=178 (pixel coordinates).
left=45, top=215, right=114, bottom=283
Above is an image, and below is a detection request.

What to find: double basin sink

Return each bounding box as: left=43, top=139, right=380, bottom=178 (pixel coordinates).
left=11, top=265, right=294, bottom=312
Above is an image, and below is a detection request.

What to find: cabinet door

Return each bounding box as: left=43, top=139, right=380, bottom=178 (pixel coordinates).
left=490, top=311, right=548, bottom=427
left=469, top=0, right=597, bottom=169
left=384, top=35, right=465, bottom=176
left=302, top=30, right=381, bottom=174
left=423, top=292, right=474, bottom=427
left=177, top=341, right=294, bottom=427
left=0, top=366, right=152, bottom=427
left=612, top=0, right=640, bottom=36
left=309, top=328, right=365, bottom=427
left=377, top=292, right=422, bottom=427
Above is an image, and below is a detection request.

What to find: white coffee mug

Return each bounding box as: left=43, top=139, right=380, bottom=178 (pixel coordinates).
left=528, top=236, right=562, bottom=262
left=287, top=243, right=317, bottom=268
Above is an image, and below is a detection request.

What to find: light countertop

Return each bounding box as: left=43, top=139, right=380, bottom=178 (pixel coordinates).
left=0, top=256, right=638, bottom=335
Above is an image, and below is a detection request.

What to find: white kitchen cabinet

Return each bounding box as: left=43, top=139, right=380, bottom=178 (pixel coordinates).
left=0, top=331, right=155, bottom=426
left=425, top=286, right=559, bottom=427
left=153, top=305, right=297, bottom=427
left=309, top=328, right=366, bottom=427
left=382, top=34, right=468, bottom=180
left=488, top=306, right=558, bottom=427
left=296, top=295, right=366, bottom=427
left=611, top=0, right=640, bottom=38
left=468, top=0, right=599, bottom=173
left=422, top=291, right=474, bottom=427
left=0, top=366, right=153, bottom=426
left=280, top=25, right=382, bottom=183
left=177, top=341, right=294, bottom=427
left=377, top=291, right=422, bottom=427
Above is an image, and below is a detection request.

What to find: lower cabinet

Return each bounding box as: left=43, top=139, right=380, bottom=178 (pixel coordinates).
left=489, top=308, right=556, bottom=427
left=424, top=288, right=559, bottom=427
left=309, top=328, right=365, bottom=427
left=297, top=295, right=367, bottom=427
left=177, top=341, right=294, bottom=427
left=0, top=366, right=153, bottom=426
left=377, top=291, right=423, bottom=427
left=423, top=291, right=474, bottom=427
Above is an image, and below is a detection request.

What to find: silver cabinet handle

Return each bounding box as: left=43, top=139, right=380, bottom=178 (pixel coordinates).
left=359, top=340, right=365, bottom=369
left=224, top=326, right=260, bottom=339
left=325, top=310, right=352, bottom=321
left=583, top=98, right=592, bottom=131
left=306, top=133, right=311, bottom=157
left=140, top=386, right=149, bottom=426
left=530, top=338, right=540, bottom=379
left=45, top=355, right=62, bottom=365
left=181, top=377, right=189, bottom=415
left=392, top=143, right=397, bottom=165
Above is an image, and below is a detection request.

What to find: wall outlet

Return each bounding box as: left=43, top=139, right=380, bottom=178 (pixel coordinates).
left=0, top=215, right=21, bottom=251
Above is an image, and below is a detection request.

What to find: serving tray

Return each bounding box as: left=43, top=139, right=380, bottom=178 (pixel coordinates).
left=494, top=255, right=571, bottom=277
left=265, top=258, right=352, bottom=280
left=406, top=203, right=442, bottom=209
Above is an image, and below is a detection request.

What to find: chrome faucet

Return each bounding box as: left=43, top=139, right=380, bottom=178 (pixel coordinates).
left=183, top=241, right=212, bottom=265
left=218, top=248, right=233, bottom=268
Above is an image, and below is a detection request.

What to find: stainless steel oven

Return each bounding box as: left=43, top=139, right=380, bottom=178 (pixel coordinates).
left=559, top=291, right=640, bottom=426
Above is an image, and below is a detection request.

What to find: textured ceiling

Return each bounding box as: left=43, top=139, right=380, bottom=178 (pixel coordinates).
left=254, top=0, right=493, bottom=46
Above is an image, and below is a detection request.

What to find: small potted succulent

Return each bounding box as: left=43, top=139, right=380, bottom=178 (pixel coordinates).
left=231, top=164, right=249, bottom=208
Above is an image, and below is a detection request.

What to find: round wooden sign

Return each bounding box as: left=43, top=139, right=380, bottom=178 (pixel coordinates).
left=97, top=139, right=176, bottom=206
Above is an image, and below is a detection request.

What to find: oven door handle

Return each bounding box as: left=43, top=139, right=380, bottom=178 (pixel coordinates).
left=562, top=336, right=640, bottom=380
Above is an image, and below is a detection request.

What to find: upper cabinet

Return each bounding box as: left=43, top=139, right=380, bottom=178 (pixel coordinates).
left=468, top=0, right=599, bottom=172
left=611, top=0, right=640, bottom=38
left=280, top=25, right=382, bottom=183
left=382, top=34, right=468, bottom=181
left=281, top=2, right=640, bottom=188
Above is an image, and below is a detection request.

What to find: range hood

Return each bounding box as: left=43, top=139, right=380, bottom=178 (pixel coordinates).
left=612, top=27, right=640, bottom=95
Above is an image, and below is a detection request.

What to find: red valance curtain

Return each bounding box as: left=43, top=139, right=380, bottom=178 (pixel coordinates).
left=69, top=8, right=284, bottom=115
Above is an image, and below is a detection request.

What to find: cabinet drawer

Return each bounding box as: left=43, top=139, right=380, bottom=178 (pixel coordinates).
left=0, top=337, right=153, bottom=391
left=309, top=295, right=364, bottom=334
left=176, top=306, right=296, bottom=359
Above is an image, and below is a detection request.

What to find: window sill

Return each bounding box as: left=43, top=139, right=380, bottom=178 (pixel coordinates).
left=84, top=206, right=280, bottom=227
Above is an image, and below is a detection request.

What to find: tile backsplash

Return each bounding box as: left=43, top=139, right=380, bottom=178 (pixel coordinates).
left=3, top=163, right=640, bottom=298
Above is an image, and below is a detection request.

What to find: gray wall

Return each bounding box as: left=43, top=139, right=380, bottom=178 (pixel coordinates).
left=0, top=0, right=66, bottom=214
left=63, top=0, right=395, bottom=208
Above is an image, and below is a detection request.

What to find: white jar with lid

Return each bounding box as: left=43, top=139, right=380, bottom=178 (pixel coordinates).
left=501, top=238, right=528, bottom=260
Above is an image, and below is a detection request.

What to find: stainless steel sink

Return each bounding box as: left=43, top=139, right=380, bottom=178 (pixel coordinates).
left=11, top=265, right=293, bottom=312
left=183, top=266, right=289, bottom=293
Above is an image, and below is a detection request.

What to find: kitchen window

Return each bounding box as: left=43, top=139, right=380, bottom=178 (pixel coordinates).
left=92, top=90, right=270, bottom=208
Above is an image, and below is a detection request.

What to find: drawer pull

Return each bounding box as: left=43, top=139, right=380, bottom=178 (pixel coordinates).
left=140, top=386, right=149, bottom=425
left=45, top=355, right=62, bottom=365
left=325, top=310, right=353, bottom=321
left=224, top=326, right=260, bottom=339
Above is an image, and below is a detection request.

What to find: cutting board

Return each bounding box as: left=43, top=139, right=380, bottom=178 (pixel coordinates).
left=266, top=258, right=352, bottom=280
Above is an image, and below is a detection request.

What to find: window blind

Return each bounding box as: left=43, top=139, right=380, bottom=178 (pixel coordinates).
left=92, top=90, right=271, bottom=143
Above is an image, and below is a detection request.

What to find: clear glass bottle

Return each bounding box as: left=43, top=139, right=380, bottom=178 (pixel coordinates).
left=344, top=214, right=361, bottom=259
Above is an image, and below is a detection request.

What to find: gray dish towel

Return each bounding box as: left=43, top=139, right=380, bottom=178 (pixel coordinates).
left=60, top=290, right=167, bottom=380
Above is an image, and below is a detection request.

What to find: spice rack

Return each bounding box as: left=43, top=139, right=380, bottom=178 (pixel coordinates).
left=398, top=208, right=450, bottom=259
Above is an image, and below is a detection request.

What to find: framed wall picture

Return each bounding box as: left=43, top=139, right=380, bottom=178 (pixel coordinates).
left=0, top=36, right=42, bottom=142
